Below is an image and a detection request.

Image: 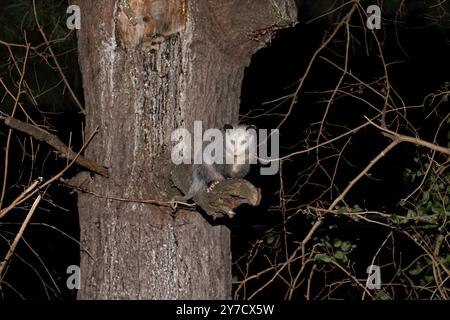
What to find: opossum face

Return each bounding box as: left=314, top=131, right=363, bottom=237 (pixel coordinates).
left=225, top=126, right=256, bottom=164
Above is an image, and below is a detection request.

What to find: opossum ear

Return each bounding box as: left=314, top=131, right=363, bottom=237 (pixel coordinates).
left=246, top=124, right=257, bottom=131
left=223, top=124, right=233, bottom=130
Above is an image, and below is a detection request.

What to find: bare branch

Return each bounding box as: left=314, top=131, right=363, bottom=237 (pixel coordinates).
left=0, top=195, right=42, bottom=280
left=0, top=115, right=108, bottom=177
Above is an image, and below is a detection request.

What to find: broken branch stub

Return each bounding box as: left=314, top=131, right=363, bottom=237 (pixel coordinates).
left=171, top=164, right=261, bottom=219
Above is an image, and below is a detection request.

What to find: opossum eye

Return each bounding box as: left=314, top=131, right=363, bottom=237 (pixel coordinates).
left=230, top=139, right=235, bottom=144
left=240, top=140, right=246, bottom=145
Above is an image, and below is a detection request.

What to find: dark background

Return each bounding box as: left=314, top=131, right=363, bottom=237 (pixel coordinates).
left=0, top=0, right=449, bottom=299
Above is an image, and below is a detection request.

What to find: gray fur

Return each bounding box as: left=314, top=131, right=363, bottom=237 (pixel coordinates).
left=183, top=124, right=254, bottom=200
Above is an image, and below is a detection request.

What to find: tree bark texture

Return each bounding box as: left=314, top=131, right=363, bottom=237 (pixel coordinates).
left=74, top=0, right=296, bottom=299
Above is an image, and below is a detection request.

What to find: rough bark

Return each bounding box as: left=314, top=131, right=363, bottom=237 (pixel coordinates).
left=74, top=0, right=296, bottom=299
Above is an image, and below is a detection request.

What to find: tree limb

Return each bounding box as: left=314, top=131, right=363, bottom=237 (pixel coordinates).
left=366, top=117, right=450, bottom=156
left=171, top=165, right=261, bottom=219
left=0, top=115, right=108, bottom=177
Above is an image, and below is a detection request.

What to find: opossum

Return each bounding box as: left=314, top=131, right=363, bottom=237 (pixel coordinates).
left=183, top=124, right=256, bottom=200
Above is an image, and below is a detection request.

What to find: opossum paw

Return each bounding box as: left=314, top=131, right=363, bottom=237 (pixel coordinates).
left=206, top=181, right=220, bottom=193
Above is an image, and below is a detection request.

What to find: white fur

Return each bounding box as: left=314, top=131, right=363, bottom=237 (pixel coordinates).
left=225, top=126, right=256, bottom=165
left=183, top=124, right=256, bottom=200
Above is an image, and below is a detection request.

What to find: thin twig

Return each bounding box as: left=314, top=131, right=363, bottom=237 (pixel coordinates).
left=329, top=140, right=400, bottom=210
left=367, top=117, right=450, bottom=156
left=0, top=195, right=42, bottom=280
left=0, top=115, right=108, bottom=177
left=32, top=0, right=85, bottom=114
left=0, top=44, right=30, bottom=209
left=0, top=128, right=98, bottom=219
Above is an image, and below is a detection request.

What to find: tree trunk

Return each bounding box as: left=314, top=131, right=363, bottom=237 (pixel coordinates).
left=74, top=0, right=296, bottom=299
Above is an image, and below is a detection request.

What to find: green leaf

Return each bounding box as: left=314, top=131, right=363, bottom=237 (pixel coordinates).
left=431, top=205, right=442, bottom=214
left=374, top=291, right=391, bottom=300
left=334, top=251, right=345, bottom=260
left=341, top=241, right=352, bottom=252
left=333, top=239, right=342, bottom=248
left=407, top=209, right=416, bottom=217
left=315, top=253, right=332, bottom=263
left=266, top=234, right=276, bottom=245
left=388, top=214, right=400, bottom=225
left=408, top=265, right=423, bottom=276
